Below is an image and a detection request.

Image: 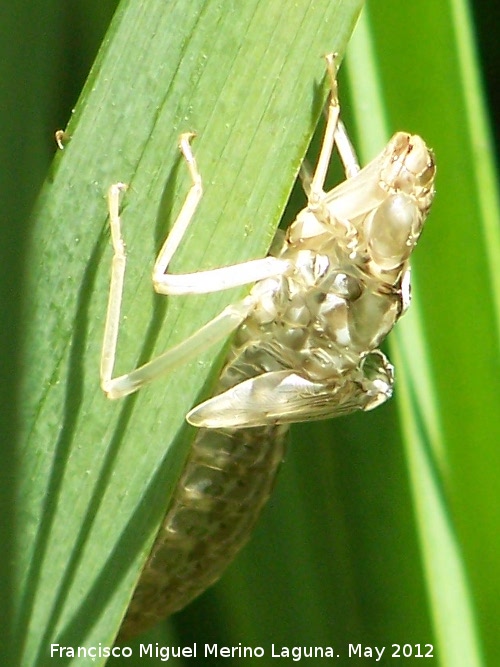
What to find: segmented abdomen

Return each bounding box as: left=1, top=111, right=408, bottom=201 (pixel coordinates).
left=119, top=420, right=287, bottom=639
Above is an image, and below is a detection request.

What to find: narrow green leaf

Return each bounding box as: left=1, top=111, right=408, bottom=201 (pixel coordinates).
left=344, top=3, right=499, bottom=666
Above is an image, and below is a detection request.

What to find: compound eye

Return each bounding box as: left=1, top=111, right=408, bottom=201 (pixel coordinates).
left=366, top=193, right=422, bottom=270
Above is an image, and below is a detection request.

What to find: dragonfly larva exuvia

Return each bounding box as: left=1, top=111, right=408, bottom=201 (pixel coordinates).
left=100, top=55, right=436, bottom=638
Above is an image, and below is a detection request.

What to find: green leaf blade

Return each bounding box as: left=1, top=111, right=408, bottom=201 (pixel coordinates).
left=18, top=1, right=363, bottom=664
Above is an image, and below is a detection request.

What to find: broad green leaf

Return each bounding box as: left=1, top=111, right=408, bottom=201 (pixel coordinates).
left=17, top=1, right=363, bottom=665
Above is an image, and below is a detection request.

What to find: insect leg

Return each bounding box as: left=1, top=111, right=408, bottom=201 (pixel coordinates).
left=298, top=159, right=314, bottom=197
left=101, top=295, right=254, bottom=399
left=153, top=133, right=289, bottom=296
left=100, top=182, right=258, bottom=399
left=308, top=53, right=342, bottom=199
left=100, top=182, right=130, bottom=397
left=305, top=55, right=360, bottom=203
left=334, top=119, right=360, bottom=178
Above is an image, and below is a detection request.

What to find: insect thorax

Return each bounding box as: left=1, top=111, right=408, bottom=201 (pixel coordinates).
left=218, top=131, right=435, bottom=423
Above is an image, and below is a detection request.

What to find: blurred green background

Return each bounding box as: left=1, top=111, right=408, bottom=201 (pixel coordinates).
left=1, top=1, right=499, bottom=666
